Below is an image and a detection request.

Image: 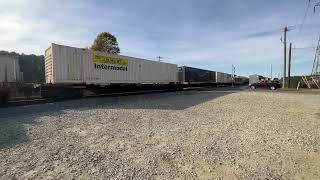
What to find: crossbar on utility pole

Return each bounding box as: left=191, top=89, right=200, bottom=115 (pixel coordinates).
left=157, top=56, right=163, bottom=62
left=283, top=26, right=288, bottom=88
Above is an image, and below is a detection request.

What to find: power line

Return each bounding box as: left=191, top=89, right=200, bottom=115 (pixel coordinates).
left=294, top=0, right=311, bottom=44
left=311, top=35, right=320, bottom=76
left=292, top=46, right=317, bottom=49
left=313, top=1, right=320, bottom=12
left=299, top=0, right=311, bottom=33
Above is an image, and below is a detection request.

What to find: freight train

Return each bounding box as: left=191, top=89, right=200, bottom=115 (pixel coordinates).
left=0, top=55, right=24, bottom=107
left=234, top=76, right=249, bottom=85
left=0, top=43, right=248, bottom=107
left=178, top=66, right=234, bottom=86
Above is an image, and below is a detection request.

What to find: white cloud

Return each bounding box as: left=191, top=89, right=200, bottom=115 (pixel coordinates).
left=0, top=0, right=319, bottom=76
left=0, top=0, right=116, bottom=54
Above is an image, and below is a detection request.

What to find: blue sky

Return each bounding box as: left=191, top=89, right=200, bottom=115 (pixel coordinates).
left=0, top=0, right=319, bottom=77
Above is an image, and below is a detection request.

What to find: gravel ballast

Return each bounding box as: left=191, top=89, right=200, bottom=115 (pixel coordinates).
left=0, top=89, right=319, bottom=179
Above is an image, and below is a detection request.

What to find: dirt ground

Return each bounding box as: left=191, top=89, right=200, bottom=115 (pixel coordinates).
left=0, top=88, right=319, bottom=179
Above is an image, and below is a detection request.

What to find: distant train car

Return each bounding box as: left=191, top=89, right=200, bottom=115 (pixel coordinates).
left=178, top=66, right=216, bottom=85
left=234, top=76, right=249, bottom=85
left=0, top=55, right=23, bottom=107
left=249, top=74, right=265, bottom=85
left=45, top=43, right=179, bottom=85
left=0, top=55, right=23, bottom=84
left=216, top=72, right=232, bottom=84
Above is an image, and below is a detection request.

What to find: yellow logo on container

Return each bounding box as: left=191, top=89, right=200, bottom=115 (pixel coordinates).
left=93, top=55, right=128, bottom=66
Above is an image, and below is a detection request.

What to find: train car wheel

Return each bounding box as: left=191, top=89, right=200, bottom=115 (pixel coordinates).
left=0, top=92, right=8, bottom=108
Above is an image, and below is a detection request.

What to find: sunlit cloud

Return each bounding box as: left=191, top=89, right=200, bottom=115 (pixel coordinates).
left=0, top=0, right=319, bottom=76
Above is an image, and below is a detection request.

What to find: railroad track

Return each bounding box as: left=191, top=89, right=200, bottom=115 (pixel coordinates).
left=5, top=86, right=243, bottom=108
left=8, top=98, right=47, bottom=107
left=6, top=89, right=180, bottom=107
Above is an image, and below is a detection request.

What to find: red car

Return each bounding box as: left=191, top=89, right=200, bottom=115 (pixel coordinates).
left=249, top=80, right=281, bottom=90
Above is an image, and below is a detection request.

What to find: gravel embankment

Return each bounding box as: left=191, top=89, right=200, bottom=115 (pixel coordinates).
left=0, top=89, right=319, bottom=179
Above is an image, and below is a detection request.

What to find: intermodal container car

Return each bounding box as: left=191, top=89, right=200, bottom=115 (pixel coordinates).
left=178, top=66, right=216, bottom=84
left=45, top=44, right=179, bottom=85
left=216, top=72, right=232, bottom=83
left=0, top=55, right=22, bottom=83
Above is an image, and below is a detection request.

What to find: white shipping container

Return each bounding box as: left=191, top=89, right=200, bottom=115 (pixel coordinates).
left=45, top=43, right=179, bottom=85
left=225, top=73, right=232, bottom=83
left=249, top=74, right=262, bottom=85
left=0, top=56, right=21, bottom=82
left=216, top=72, right=232, bottom=83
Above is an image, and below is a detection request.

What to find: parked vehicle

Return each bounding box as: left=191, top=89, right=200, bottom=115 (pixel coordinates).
left=249, top=80, right=281, bottom=90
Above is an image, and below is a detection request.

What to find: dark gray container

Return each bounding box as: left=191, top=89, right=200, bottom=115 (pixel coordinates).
left=179, top=66, right=216, bottom=83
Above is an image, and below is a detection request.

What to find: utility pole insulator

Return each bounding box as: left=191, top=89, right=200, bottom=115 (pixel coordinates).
left=157, top=56, right=163, bottom=62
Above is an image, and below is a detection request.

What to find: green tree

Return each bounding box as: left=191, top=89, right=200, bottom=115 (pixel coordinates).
left=19, top=54, right=45, bottom=83
left=90, top=32, right=120, bottom=54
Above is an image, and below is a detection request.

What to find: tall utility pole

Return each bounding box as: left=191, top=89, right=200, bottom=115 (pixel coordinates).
left=270, top=64, right=273, bottom=80
left=311, top=36, right=320, bottom=77
left=231, top=65, right=235, bottom=87
left=288, top=43, right=292, bottom=88
left=283, top=26, right=289, bottom=88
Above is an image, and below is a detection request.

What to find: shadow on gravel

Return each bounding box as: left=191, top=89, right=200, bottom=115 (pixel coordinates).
left=0, top=87, right=241, bottom=149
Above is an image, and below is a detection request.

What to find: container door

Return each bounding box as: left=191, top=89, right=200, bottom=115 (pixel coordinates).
left=68, top=53, right=83, bottom=82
